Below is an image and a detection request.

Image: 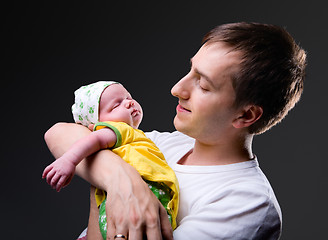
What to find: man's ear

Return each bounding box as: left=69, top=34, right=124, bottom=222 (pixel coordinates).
left=232, top=105, right=263, bottom=129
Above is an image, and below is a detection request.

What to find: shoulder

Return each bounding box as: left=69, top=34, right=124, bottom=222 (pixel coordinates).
left=145, top=130, right=188, bottom=142
left=145, top=131, right=194, bottom=151
left=176, top=183, right=282, bottom=239
left=191, top=163, right=281, bottom=214
left=145, top=131, right=195, bottom=165
left=175, top=161, right=282, bottom=239
left=223, top=180, right=282, bottom=239
left=202, top=163, right=282, bottom=223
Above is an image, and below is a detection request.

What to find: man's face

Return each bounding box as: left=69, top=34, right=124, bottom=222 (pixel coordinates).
left=171, top=42, right=242, bottom=144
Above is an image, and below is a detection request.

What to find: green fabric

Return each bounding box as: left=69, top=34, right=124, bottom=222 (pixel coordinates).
left=99, top=180, right=173, bottom=240
left=99, top=200, right=107, bottom=240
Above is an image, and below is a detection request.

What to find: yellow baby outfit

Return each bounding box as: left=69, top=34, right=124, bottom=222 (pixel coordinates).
left=94, top=121, right=179, bottom=230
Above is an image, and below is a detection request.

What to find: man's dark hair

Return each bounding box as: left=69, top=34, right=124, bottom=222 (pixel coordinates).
left=203, top=22, right=307, bottom=134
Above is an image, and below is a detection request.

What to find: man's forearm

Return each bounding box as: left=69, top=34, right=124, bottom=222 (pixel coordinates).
left=44, top=123, right=90, bottom=159
left=44, top=122, right=173, bottom=240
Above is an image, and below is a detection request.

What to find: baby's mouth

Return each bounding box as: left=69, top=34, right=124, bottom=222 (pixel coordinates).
left=131, top=109, right=140, bottom=117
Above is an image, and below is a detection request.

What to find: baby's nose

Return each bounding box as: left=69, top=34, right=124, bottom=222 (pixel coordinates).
left=125, top=100, right=134, bottom=108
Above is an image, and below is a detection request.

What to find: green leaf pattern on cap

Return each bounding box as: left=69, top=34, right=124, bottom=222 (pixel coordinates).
left=71, top=81, right=119, bottom=126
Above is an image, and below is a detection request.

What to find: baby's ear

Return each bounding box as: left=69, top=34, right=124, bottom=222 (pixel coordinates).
left=88, top=124, right=95, bottom=131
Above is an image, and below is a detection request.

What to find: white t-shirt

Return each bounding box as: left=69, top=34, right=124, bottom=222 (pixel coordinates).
left=146, top=130, right=282, bottom=240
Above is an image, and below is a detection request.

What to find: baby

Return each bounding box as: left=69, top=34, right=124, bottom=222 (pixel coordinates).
left=42, top=81, right=179, bottom=239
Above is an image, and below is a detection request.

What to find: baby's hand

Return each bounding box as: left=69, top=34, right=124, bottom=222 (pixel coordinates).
left=42, top=156, right=76, bottom=192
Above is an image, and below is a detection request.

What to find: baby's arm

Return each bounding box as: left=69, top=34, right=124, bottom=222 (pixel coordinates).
left=42, top=127, right=117, bottom=192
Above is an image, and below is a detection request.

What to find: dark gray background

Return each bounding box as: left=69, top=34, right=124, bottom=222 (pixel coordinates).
left=3, top=1, right=327, bottom=239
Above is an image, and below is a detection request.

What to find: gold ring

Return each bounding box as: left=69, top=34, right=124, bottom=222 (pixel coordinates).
left=114, top=234, right=127, bottom=239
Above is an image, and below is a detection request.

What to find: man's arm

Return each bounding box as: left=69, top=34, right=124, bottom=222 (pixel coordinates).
left=44, top=122, right=173, bottom=240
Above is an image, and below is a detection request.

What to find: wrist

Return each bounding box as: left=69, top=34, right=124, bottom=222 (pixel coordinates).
left=75, top=148, right=142, bottom=193
left=61, top=150, right=81, bottom=167
left=104, top=156, right=142, bottom=195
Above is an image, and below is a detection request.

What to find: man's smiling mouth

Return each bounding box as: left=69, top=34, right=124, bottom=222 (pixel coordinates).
left=177, top=104, right=191, bottom=113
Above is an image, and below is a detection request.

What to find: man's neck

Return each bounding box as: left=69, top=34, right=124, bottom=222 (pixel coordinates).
left=179, top=134, right=254, bottom=166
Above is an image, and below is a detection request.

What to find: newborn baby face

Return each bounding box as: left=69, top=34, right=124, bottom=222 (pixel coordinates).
left=98, top=84, right=143, bottom=129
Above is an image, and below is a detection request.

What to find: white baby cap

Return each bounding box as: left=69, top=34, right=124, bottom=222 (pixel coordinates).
left=72, top=81, right=119, bottom=126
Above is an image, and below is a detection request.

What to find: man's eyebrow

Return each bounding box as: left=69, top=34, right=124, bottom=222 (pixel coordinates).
left=190, top=58, right=215, bottom=87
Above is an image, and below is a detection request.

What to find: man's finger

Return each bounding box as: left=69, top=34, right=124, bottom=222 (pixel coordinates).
left=128, top=228, right=143, bottom=240
left=159, top=205, right=173, bottom=240
left=105, top=201, right=117, bottom=240
left=106, top=219, right=116, bottom=240
left=144, top=205, right=163, bottom=240
left=145, top=224, right=162, bottom=240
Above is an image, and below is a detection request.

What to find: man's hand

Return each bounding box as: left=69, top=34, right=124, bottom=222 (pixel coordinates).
left=42, top=156, right=75, bottom=192
left=104, top=161, right=173, bottom=240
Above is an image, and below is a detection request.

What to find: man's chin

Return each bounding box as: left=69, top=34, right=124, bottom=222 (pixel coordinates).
left=174, top=116, right=191, bottom=136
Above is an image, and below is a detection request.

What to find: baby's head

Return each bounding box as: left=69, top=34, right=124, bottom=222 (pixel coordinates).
left=72, top=81, right=143, bottom=129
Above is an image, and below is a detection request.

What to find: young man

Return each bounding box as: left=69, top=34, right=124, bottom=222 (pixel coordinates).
left=44, top=22, right=306, bottom=239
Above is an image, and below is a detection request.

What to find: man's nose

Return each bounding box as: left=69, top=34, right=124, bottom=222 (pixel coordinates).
left=171, top=75, right=191, bottom=100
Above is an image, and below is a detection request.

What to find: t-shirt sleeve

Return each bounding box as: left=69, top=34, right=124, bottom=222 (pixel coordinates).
left=94, top=121, right=137, bottom=148
left=145, top=130, right=171, bottom=146
left=173, top=186, right=282, bottom=240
